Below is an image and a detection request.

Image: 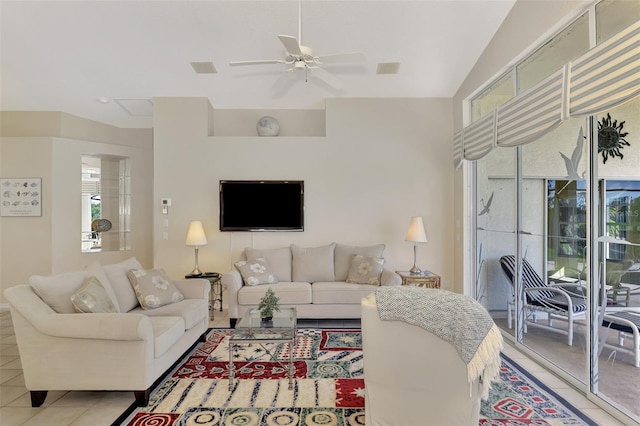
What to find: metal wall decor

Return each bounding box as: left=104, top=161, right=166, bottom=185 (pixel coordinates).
left=1, top=178, right=42, bottom=216
left=598, top=113, right=630, bottom=164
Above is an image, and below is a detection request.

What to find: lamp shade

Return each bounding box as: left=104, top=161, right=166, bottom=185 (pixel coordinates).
left=185, top=221, right=208, bottom=246
left=405, top=216, right=427, bottom=243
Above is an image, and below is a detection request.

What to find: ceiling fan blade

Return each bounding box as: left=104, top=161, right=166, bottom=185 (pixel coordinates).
left=307, top=66, right=343, bottom=90
left=229, top=60, right=286, bottom=67
left=278, top=35, right=302, bottom=56
left=315, top=52, right=366, bottom=64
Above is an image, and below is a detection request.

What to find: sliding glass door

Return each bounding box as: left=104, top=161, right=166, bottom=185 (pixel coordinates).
left=473, top=98, right=640, bottom=420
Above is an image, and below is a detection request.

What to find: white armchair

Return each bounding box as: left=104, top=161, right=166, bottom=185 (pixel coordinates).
left=361, top=292, right=485, bottom=425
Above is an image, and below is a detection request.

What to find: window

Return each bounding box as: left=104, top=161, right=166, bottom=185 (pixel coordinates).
left=470, top=72, right=513, bottom=123
left=516, top=13, right=590, bottom=93
left=81, top=155, right=130, bottom=252
left=596, top=0, right=640, bottom=44
left=604, top=180, right=640, bottom=264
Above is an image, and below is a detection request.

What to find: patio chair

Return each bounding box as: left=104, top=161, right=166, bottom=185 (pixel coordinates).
left=500, top=255, right=587, bottom=346
left=604, top=260, right=633, bottom=307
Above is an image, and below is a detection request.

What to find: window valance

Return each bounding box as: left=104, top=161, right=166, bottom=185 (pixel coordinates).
left=456, top=20, right=639, bottom=163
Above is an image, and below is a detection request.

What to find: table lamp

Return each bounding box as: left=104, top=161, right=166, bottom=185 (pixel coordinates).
left=186, top=220, right=208, bottom=276
left=405, top=216, right=427, bottom=275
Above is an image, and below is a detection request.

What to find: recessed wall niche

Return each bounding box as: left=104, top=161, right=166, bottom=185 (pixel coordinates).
left=212, top=109, right=326, bottom=137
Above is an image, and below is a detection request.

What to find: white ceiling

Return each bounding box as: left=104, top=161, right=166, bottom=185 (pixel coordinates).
left=0, top=0, right=517, bottom=128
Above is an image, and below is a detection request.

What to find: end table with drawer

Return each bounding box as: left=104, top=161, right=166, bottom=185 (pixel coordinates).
left=396, top=270, right=441, bottom=289
left=185, top=272, right=223, bottom=319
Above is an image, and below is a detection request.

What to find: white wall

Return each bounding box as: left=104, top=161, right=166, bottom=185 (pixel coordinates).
left=0, top=112, right=153, bottom=303
left=152, top=97, right=455, bottom=288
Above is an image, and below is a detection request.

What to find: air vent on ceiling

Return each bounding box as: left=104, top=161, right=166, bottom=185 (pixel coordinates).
left=191, top=61, right=218, bottom=74
left=114, top=99, right=153, bottom=116
left=376, top=62, right=400, bottom=75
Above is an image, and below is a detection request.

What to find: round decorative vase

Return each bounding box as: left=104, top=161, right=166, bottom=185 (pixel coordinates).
left=256, top=116, right=280, bottom=136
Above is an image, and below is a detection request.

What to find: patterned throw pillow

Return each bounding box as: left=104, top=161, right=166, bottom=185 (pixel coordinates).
left=70, top=276, right=117, bottom=313
left=126, top=269, right=184, bottom=309
left=346, top=255, right=385, bottom=285
left=234, top=258, right=278, bottom=286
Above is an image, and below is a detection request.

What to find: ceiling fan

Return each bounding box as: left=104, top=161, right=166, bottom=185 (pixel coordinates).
left=229, top=0, right=366, bottom=89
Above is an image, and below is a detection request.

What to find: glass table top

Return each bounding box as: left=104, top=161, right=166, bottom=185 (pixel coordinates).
left=231, top=307, right=297, bottom=341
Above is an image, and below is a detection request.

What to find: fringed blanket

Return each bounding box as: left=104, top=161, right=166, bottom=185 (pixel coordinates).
left=375, top=286, right=503, bottom=399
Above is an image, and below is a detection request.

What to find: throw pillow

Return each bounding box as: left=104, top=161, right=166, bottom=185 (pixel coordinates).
left=85, top=261, right=121, bottom=312
left=234, top=258, right=278, bottom=286
left=346, top=255, right=385, bottom=285
left=30, top=270, right=91, bottom=313
left=70, top=276, right=117, bottom=313
left=245, top=247, right=292, bottom=282
left=103, top=257, right=143, bottom=312
left=126, top=269, right=184, bottom=309
left=334, top=243, right=385, bottom=281
left=291, top=243, right=336, bottom=282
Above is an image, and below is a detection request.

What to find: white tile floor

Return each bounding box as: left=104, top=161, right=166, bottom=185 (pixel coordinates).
left=0, top=309, right=627, bottom=425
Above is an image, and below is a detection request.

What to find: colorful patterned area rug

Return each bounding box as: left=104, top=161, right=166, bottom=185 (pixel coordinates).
left=118, top=329, right=596, bottom=426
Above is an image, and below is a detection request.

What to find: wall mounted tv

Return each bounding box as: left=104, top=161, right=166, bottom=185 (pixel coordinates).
left=219, top=180, right=304, bottom=231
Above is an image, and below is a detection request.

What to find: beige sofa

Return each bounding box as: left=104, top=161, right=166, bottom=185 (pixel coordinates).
left=3, top=257, right=210, bottom=407
left=222, top=243, right=401, bottom=327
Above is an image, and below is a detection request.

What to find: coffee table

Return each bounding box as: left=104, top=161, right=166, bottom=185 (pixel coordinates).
left=228, top=307, right=297, bottom=390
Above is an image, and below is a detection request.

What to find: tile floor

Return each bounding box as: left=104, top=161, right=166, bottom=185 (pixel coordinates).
left=0, top=308, right=628, bottom=426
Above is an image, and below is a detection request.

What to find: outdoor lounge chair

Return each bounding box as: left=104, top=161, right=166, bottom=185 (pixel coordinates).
left=604, top=260, right=634, bottom=307
left=500, top=255, right=587, bottom=346
left=601, top=311, right=640, bottom=368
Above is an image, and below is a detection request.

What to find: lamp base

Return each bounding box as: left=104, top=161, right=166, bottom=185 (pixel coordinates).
left=189, top=267, right=203, bottom=276
left=409, top=265, right=422, bottom=275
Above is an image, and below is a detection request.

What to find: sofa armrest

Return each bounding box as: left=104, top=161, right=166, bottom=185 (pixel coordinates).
left=381, top=269, right=402, bottom=286
left=222, top=270, right=243, bottom=319
left=4, top=285, right=153, bottom=341
left=174, top=278, right=210, bottom=300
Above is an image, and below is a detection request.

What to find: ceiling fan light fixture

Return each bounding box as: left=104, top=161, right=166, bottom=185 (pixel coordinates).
left=377, top=62, right=400, bottom=75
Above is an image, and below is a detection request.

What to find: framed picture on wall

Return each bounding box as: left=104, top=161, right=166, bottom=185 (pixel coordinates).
left=1, top=178, right=42, bottom=217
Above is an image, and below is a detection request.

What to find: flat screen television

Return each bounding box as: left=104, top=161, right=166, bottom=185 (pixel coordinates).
left=219, top=180, right=304, bottom=231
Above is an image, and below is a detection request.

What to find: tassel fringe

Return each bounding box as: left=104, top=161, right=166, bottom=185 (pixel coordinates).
left=467, top=324, right=503, bottom=399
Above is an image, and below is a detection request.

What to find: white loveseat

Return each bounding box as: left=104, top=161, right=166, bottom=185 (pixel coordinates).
left=222, top=243, right=401, bottom=327
left=3, top=257, right=210, bottom=407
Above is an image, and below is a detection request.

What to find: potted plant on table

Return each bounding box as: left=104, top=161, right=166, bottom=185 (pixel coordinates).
left=258, top=287, right=280, bottom=324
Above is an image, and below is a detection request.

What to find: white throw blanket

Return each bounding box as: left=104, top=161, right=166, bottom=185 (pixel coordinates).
left=375, top=286, right=503, bottom=399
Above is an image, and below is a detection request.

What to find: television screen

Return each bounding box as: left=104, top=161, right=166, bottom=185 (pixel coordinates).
left=219, top=180, right=304, bottom=231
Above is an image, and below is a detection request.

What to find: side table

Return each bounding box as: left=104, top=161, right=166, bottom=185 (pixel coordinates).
left=185, top=272, right=222, bottom=320
left=396, top=271, right=441, bottom=289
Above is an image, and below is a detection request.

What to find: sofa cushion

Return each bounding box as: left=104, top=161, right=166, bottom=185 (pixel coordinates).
left=291, top=243, right=336, bottom=282
left=147, top=316, right=185, bottom=358
left=234, top=258, right=278, bottom=286
left=130, top=299, right=207, bottom=330
left=30, top=270, right=92, bottom=313
left=346, top=255, right=385, bottom=285
left=238, top=282, right=312, bottom=305
left=103, top=257, right=143, bottom=312
left=312, top=281, right=379, bottom=304
left=127, top=269, right=185, bottom=309
left=70, top=276, right=117, bottom=313
left=85, top=262, right=121, bottom=312
left=245, top=247, right=292, bottom=282
left=334, top=243, right=385, bottom=281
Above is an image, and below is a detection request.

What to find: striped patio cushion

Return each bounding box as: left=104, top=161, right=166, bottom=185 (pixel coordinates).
left=499, top=255, right=556, bottom=302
